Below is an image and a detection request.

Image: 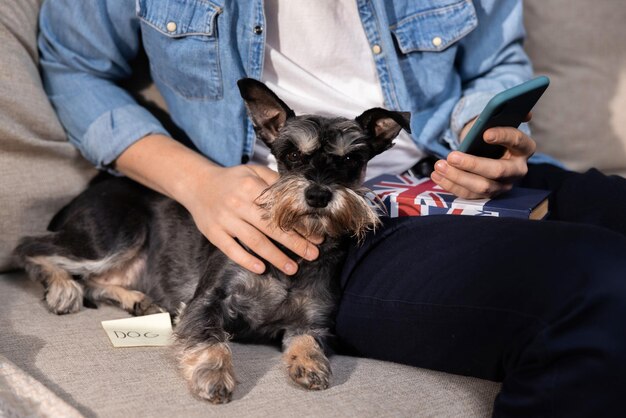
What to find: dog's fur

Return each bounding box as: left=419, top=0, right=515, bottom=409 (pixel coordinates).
left=13, top=79, right=410, bottom=403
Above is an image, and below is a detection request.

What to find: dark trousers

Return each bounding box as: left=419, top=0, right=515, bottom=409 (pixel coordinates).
left=335, top=164, right=626, bottom=417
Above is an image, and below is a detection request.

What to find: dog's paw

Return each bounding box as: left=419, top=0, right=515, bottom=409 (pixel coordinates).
left=179, top=342, right=236, bottom=404
left=191, top=369, right=236, bottom=404
left=132, top=295, right=166, bottom=316
left=45, top=279, right=84, bottom=315
left=286, top=351, right=331, bottom=390
left=284, top=335, right=331, bottom=390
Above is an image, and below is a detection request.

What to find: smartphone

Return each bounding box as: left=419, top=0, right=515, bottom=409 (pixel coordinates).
left=457, top=76, right=550, bottom=159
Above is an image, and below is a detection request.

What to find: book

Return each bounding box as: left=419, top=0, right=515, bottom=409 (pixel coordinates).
left=364, top=174, right=550, bottom=220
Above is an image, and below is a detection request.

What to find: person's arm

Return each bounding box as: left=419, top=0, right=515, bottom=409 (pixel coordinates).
left=39, top=1, right=318, bottom=275
left=38, top=0, right=168, bottom=171
left=115, top=134, right=319, bottom=275
left=431, top=0, right=536, bottom=199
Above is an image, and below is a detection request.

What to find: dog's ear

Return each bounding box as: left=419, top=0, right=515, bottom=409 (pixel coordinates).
left=237, top=78, right=295, bottom=147
left=356, top=108, right=411, bottom=156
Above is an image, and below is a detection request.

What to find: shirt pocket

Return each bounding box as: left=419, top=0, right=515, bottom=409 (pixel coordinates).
left=137, top=0, right=223, bottom=100
left=390, top=0, right=478, bottom=54
left=388, top=0, right=478, bottom=102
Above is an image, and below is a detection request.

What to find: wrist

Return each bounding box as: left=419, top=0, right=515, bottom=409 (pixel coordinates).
left=115, top=134, right=223, bottom=207
left=172, top=157, right=223, bottom=210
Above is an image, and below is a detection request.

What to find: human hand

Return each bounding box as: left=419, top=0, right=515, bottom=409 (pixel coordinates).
left=431, top=114, right=535, bottom=199
left=115, top=134, right=320, bottom=276
left=180, top=164, right=321, bottom=275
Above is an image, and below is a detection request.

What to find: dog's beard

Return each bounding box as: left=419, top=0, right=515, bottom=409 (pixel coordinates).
left=256, top=175, right=380, bottom=243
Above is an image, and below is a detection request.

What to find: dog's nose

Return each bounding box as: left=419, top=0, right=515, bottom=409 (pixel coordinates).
left=305, top=186, right=333, bottom=208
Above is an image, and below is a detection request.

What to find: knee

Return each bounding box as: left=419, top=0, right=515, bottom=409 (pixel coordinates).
left=551, top=269, right=626, bottom=358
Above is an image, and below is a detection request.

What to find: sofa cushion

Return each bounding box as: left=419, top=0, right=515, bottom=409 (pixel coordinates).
left=524, top=0, right=626, bottom=177
left=0, top=271, right=501, bottom=417
left=0, top=0, right=96, bottom=271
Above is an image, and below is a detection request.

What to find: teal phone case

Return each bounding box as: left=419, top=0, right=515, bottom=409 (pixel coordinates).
left=457, top=76, right=550, bottom=159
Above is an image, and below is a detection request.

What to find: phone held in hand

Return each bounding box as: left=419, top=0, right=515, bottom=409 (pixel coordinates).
left=458, top=76, right=550, bottom=159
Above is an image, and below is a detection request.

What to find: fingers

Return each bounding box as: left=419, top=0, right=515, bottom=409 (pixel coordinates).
left=205, top=210, right=319, bottom=276
left=246, top=164, right=280, bottom=185
left=245, top=165, right=324, bottom=245
left=237, top=177, right=320, bottom=265
left=249, top=214, right=321, bottom=263
left=432, top=125, right=535, bottom=199
left=432, top=157, right=513, bottom=199
left=210, top=229, right=268, bottom=275
left=191, top=165, right=322, bottom=276
left=226, top=222, right=300, bottom=275
left=483, top=127, right=536, bottom=158
left=524, top=112, right=533, bottom=123
left=443, top=152, right=528, bottom=182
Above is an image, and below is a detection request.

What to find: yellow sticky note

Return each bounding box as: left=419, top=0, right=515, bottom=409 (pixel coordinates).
left=101, top=312, right=173, bottom=347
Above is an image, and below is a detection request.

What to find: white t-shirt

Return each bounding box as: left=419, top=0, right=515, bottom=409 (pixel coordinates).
left=253, top=0, right=423, bottom=180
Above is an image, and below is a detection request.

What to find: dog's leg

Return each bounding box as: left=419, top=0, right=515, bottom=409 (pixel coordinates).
left=282, top=332, right=331, bottom=390
left=84, top=282, right=165, bottom=316
left=174, top=296, right=236, bottom=404
left=14, top=229, right=150, bottom=315
left=176, top=339, right=236, bottom=404
left=83, top=253, right=165, bottom=315
left=21, top=255, right=84, bottom=315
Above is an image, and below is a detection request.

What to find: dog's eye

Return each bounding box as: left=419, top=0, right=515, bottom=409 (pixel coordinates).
left=287, top=151, right=301, bottom=163
left=342, top=154, right=359, bottom=165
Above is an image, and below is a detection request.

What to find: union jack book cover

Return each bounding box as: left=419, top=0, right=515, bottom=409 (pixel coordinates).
left=364, top=174, right=550, bottom=220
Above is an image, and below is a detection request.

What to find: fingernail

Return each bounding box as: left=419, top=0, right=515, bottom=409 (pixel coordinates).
left=284, top=262, right=297, bottom=275
left=435, top=160, right=448, bottom=174
left=448, top=153, right=462, bottom=165
left=484, top=131, right=496, bottom=142
left=310, top=236, right=325, bottom=245
left=253, top=262, right=265, bottom=274
left=431, top=171, right=443, bottom=182
left=304, top=245, right=319, bottom=261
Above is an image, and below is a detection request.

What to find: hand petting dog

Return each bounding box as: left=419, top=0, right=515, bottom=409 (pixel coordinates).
left=115, top=133, right=321, bottom=276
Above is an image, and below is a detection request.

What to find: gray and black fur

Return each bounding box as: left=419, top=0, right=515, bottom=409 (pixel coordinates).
left=14, top=78, right=410, bottom=404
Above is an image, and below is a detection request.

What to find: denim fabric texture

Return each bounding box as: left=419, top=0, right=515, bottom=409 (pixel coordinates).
left=38, top=0, right=558, bottom=172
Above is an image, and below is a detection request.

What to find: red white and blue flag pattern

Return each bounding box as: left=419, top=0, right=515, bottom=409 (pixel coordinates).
left=365, top=174, right=500, bottom=217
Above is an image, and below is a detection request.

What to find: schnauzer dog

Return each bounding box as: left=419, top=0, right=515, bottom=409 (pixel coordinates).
left=14, top=78, right=410, bottom=403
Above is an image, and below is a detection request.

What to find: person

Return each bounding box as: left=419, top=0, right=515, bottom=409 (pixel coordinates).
left=38, top=0, right=626, bottom=416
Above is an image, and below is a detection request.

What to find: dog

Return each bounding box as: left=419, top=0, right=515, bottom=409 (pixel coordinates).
left=13, top=78, right=411, bottom=403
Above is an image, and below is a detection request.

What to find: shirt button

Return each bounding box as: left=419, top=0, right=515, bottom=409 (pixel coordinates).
left=253, top=25, right=263, bottom=35
left=432, top=36, right=443, bottom=47
left=166, top=21, right=177, bottom=33
left=372, top=44, right=382, bottom=54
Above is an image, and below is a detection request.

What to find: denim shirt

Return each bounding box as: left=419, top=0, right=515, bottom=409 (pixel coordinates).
left=38, top=0, right=557, bottom=171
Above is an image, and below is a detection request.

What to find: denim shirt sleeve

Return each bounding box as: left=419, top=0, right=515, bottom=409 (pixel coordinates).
left=447, top=0, right=533, bottom=147
left=38, top=0, right=170, bottom=171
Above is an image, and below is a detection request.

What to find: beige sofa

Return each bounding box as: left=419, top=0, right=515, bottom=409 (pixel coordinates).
left=1, top=1, right=624, bottom=416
